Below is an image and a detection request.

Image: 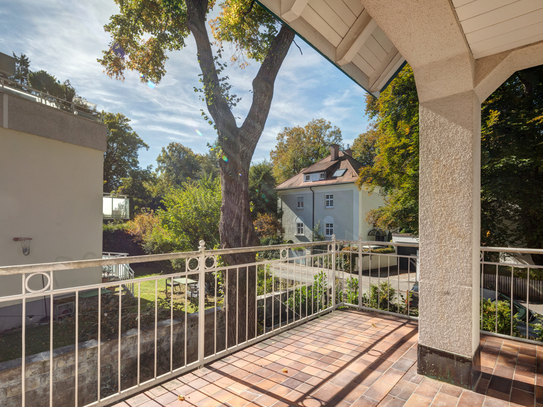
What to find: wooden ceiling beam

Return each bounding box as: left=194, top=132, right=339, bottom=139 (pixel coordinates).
left=281, top=0, right=309, bottom=23
left=336, top=10, right=377, bottom=66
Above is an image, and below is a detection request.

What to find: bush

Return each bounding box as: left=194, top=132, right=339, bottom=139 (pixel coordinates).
left=254, top=213, right=284, bottom=239
left=481, top=298, right=520, bottom=336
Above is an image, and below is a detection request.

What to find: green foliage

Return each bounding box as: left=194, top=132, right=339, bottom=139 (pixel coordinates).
left=352, top=127, right=378, bottom=168
left=210, top=0, right=281, bottom=67
left=359, top=63, right=543, bottom=251
left=156, top=176, right=222, bottom=253
left=103, top=112, right=149, bottom=192
left=11, top=53, right=30, bottom=85
left=270, top=119, right=343, bottom=184
left=286, top=270, right=328, bottom=316
left=362, top=281, right=405, bottom=313
left=257, top=265, right=274, bottom=295
left=253, top=213, right=284, bottom=240
left=480, top=66, right=543, bottom=256
left=156, top=142, right=201, bottom=189
left=249, top=160, right=278, bottom=218
left=28, top=70, right=77, bottom=101
left=481, top=299, right=520, bottom=336
left=356, top=65, right=419, bottom=233
left=345, top=277, right=359, bottom=305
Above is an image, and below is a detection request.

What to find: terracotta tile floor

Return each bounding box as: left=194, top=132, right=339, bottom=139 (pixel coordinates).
left=111, top=309, right=543, bottom=407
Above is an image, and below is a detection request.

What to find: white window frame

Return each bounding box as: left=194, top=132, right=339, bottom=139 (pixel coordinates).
left=296, top=222, right=304, bottom=236
left=297, top=196, right=304, bottom=209
left=325, top=222, right=334, bottom=237
left=319, top=172, right=325, bottom=180
left=304, top=174, right=310, bottom=182
left=325, top=194, right=334, bottom=208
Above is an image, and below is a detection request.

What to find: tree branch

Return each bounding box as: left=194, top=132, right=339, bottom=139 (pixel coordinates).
left=240, top=24, right=294, bottom=161
left=186, top=0, right=237, bottom=135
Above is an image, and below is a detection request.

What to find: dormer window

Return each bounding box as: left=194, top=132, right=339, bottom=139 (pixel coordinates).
left=304, top=172, right=326, bottom=182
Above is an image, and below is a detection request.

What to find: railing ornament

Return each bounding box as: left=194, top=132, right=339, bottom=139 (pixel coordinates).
left=25, top=272, right=51, bottom=294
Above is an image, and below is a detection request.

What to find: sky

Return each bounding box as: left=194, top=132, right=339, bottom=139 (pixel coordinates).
left=0, top=0, right=372, bottom=170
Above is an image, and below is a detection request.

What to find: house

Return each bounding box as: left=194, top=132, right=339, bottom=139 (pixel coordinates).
left=0, top=52, right=107, bottom=331
left=276, top=144, right=385, bottom=242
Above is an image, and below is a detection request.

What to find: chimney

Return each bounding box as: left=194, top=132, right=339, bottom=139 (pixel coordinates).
left=344, top=147, right=352, bottom=157
left=330, top=144, right=339, bottom=161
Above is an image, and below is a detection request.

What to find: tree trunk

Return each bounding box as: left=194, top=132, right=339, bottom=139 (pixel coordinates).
left=186, top=0, right=294, bottom=347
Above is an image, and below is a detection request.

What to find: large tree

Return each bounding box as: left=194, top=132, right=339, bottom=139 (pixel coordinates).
left=156, top=142, right=201, bottom=188
left=355, top=66, right=419, bottom=233
left=103, top=112, right=149, bottom=192
left=270, top=118, right=343, bottom=184
left=99, top=0, right=294, bottom=344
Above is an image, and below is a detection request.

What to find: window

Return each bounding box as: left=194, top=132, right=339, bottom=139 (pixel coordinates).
left=304, top=175, right=310, bottom=182
left=325, top=223, right=334, bottom=237
left=332, top=169, right=346, bottom=178
left=319, top=172, right=326, bottom=180
left=296, top=222, right=304, bottom=235
left=297, top=196, right=304, bottom=209
left=325, top=194, right=334, bottom=208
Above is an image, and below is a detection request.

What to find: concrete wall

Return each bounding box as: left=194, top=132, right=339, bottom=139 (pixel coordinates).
left=279, top=184, right=384, bottom=243
left=0, top=308, right=225, bottom=407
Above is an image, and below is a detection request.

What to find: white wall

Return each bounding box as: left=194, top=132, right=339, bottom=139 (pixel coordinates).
left=0, top=127, right=103, bottom=297
left=279, top=184, right=385, bottom=242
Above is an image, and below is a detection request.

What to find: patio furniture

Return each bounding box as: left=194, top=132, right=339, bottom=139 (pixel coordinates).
left=165, top=277, right=198, bottom=296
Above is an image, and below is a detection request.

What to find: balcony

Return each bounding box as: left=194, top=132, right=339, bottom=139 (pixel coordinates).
left=103, top=194, right=130, bottom=220
left=0, top=77, right=101, bottom=122
left=0, top=240, right=542, bottom=407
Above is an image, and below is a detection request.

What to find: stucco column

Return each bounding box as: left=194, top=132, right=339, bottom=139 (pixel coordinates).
left=417, top=89, right=481, bottom=388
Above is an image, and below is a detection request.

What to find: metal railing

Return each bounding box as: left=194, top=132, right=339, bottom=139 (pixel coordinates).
left=0, top=77, right=101, bottom=121
left=4, top=238, right=543, bottom=406
left=480, top=247, right=543, bottom=343
left=102, top=252, right=135, bottom=295
left=0, top=239, right=344, bottom=407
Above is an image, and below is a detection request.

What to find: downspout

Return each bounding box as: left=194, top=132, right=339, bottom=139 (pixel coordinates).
left=310, top=186, right=315, bottom=240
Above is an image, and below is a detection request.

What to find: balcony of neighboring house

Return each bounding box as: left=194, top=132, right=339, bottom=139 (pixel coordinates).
left=103, top=193, right=130, bottom=220
left=0, top=240, right=542, bottom=407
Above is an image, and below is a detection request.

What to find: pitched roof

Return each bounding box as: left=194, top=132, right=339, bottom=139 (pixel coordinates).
left=276, top=151, right=363, bottom=190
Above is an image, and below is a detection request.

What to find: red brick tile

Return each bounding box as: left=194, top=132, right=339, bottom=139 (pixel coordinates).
left=430, top=392, right=459, bottom=406
left=404, top=393, right=432, bottom=407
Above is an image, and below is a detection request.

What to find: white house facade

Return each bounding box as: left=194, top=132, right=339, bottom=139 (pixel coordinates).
left=0, top=53, right=107, bottom=331
left=277, top=145, right=384, bottom=243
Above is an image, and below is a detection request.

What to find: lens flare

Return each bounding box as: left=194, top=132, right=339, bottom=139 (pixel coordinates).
left=147, top=80, right=156, bottom=89
left=195, top=129, right=203, bottom=137
left=222, top=156, right=228, bottom=162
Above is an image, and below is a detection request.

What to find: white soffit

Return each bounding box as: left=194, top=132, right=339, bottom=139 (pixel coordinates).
left=258, top=0, right=543, bottom=96
left=452, top=0, right=543, bottom=59
left=257, top=0, right=406, bottom=97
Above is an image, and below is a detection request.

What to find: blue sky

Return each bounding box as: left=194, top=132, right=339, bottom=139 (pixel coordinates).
left=0, top=0, right=371, bottom=169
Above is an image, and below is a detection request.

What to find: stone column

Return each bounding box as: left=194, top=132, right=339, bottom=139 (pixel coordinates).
left=417, top=89, right=482, bottom=388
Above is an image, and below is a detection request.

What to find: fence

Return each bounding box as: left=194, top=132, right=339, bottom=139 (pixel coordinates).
left=480, top=247, right=543, bottom=342
left=0, top=238, right=423, bottom=407
left=7, top=239, right=543, bottom=406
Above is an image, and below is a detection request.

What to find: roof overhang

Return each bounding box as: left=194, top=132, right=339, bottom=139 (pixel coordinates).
left=257, top=0, right=543, bottom=97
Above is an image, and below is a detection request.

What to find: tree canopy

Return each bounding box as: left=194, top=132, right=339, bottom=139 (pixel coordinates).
left=156, top=142, right=201, bottom=188
left=355, top=66, right=419, bottom=233
left=270, top=118, right=343, bottom=184
left=103, top=112, right=149, bottom=192
left=358, top=64, right=543, bottom=258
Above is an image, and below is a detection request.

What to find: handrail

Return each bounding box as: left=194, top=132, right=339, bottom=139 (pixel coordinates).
left=0, top=77, right=101, bottom=121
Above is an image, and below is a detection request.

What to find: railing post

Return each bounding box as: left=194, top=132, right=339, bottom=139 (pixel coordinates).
left=332, top=234, right=336, bottom=309
left=198, top=240, right=206, bottom=365
left=358, top=234, right=363, bottom=308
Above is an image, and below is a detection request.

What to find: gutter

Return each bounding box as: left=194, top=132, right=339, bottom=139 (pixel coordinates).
left=310, top=186, right=315, bottom=240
